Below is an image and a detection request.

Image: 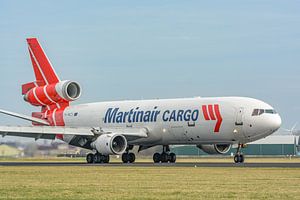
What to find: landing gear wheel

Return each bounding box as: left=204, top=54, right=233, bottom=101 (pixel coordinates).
left=94, top=153, right=101, bottom=163
left=103, top=155, right=110, bottom=163
left=234, top=143, right=245, bottom=163
left=153, top=153, right=161, bottom=163
left=153, top=152, right=177, bottom=163
left=234, top=154, right=245, bottom=163
left=86, top=153, right=94, bottom=163
left=239, top=154, right=245, bottom=163
left=122, top=153, right=128, bottom=163
left=169, top=153, right=176, bottom=163
left=128, top=153, right=135, bottom=163
left=122, top=153, right=136, bottom=163
left=161, top=152, right=169, bottom=163
left=93, top=153, right=110, bottom=163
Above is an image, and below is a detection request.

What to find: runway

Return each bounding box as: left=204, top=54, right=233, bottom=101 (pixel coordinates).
left=1, top=162, right=300, bottom=168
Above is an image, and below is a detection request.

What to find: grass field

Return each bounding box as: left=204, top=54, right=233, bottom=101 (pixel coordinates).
left=0, top=165, right=300, bottom=199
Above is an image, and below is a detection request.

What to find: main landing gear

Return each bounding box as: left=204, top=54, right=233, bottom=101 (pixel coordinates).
left=122, top=145, right=136, bottom=163
left=234, top=144, right=245, bottom=163
left=153, top=145, right=176, bottom=163
left=86, top=152, right=110, bottom=164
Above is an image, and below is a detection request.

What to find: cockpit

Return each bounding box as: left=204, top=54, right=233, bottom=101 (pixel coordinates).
left=252, top=109, right=277, bottom=116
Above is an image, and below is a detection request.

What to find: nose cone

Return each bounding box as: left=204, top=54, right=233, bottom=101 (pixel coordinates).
left=271, top=114, right=282, bottom=131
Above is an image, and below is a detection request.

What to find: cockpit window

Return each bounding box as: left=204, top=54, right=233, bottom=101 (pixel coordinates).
left=259, top=109, right=264, bottom=115
left=252, top=109, right=259, bottom=116
left=265, top=109, right=277, bottom=114
left=252, top=109, right=277, bottom=116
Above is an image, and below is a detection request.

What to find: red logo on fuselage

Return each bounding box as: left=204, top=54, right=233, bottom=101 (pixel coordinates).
left=202, top=104, right=223, bottom=133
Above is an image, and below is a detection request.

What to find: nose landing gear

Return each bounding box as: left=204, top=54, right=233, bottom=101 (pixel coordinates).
left=234, top=144, right=246, bottom=163
left=153, top=145, right=176, bottom=163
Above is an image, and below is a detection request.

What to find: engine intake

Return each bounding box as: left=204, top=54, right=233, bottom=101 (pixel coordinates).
left=24, top=80, right=81, bottom=106
left=91, top=134, right=127, bottom=155
left=197, top=144, right=231, bottom=154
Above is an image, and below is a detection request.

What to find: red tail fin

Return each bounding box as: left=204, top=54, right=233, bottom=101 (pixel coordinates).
left=26, top=38, right=60, bottom=86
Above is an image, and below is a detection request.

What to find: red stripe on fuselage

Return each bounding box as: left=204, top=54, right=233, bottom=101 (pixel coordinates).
left=208, top=105, right=216, bottom=120
left=202, top=105, right=210, bottom=120
left=213, top=104, right=223, bottom=133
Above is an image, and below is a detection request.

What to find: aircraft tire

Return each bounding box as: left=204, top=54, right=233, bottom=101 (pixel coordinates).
left=169, top=153, right=176, bottom=163
left=234, top=154, right=244, bottom=163
left=103, top=155, right=110, bottom=163
left=94, top=153, right=101, bottom=163
left=122, top=153, right=128, bottom=163
left=128, top=153, right=135, bottom=163
left=153, top=153, right=161, bottom=163
left=86, top=153, right=94, bottom=163
left=239, top=154, right=245, bottom=163
left=161, top=152, right=169, bottom=163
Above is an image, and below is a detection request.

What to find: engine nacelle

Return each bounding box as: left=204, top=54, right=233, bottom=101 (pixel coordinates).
left=197, top=144, right=231, bottom=154
left=91, top=134, right=127, bottom=155
left=24, top=80, right=81, bottom=106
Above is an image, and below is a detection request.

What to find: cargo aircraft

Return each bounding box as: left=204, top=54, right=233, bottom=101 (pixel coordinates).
left=0, top=38, right=281, bottom=163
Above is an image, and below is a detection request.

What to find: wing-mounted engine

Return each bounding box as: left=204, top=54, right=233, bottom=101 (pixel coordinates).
left=23, top=80, right=81, bottom=107
left=91, top=134, right=127, bottom=155
left=197, top=144, right=231, bottom=154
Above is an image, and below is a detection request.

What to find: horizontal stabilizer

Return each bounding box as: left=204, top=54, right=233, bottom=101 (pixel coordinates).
left=0, top=108, right=49, bottom=126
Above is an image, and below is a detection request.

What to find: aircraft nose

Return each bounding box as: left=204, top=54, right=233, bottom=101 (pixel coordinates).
left=271, top=114, right=282, bottom=131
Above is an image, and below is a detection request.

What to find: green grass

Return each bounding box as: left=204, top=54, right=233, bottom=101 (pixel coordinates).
left=0, top=166, right=299, bottom=200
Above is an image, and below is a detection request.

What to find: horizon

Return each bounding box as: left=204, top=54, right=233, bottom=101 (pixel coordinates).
left=0, top=1, right=300, bottom=142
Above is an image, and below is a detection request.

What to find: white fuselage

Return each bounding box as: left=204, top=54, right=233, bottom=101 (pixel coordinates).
left=62, top=97, right=281, bottom=146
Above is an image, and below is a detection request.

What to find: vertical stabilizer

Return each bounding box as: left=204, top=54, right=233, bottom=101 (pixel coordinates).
left=26, top=38, right=60, bottom=86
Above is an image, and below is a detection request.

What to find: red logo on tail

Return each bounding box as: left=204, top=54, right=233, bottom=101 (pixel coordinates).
left=202, top=104, right=223, bottom=133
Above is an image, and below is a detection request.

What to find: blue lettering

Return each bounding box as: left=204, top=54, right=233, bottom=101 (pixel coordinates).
left=184, top=110, right=192, bottom=121
left=104, top=108, right=119, bottom=123
left=163, top=110, right=170, bottom=121
left=191, top=110, right=199, bottom=121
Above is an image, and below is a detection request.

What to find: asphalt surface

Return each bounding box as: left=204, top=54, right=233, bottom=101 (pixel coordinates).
left=1, top=162, right=300, bottom=168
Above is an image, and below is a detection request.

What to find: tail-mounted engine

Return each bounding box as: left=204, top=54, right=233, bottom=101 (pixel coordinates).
left=23, top=80, right=81, bottom=107
left=197, top=144, right=231, bottom=154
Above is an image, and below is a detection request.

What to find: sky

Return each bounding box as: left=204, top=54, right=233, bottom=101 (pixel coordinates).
left=0, top=0, right=300, bottom=141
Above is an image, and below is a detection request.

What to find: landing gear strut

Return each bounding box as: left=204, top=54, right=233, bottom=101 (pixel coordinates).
left=122, top=145, right=136, bottom=163
left=153, top=145, right=176, bottom=163
left=234, top=144, right=245, bottom=163
left=86, top=152, right=110, bottom=164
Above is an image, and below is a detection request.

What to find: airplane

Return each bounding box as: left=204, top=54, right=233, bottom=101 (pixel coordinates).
left=0, top=38, right=282, bottom=164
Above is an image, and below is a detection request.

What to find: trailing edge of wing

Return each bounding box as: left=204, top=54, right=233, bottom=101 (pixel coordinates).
left=0, top=108, right=49, bottom=126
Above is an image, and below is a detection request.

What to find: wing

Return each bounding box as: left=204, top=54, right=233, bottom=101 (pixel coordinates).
left=0, top=126, right=94, bottom=140
left=0, top=108, right=148, bottom=141
left=102, top=127, right=148, bottom=141
left=0, top=126, right=148, bottom=141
